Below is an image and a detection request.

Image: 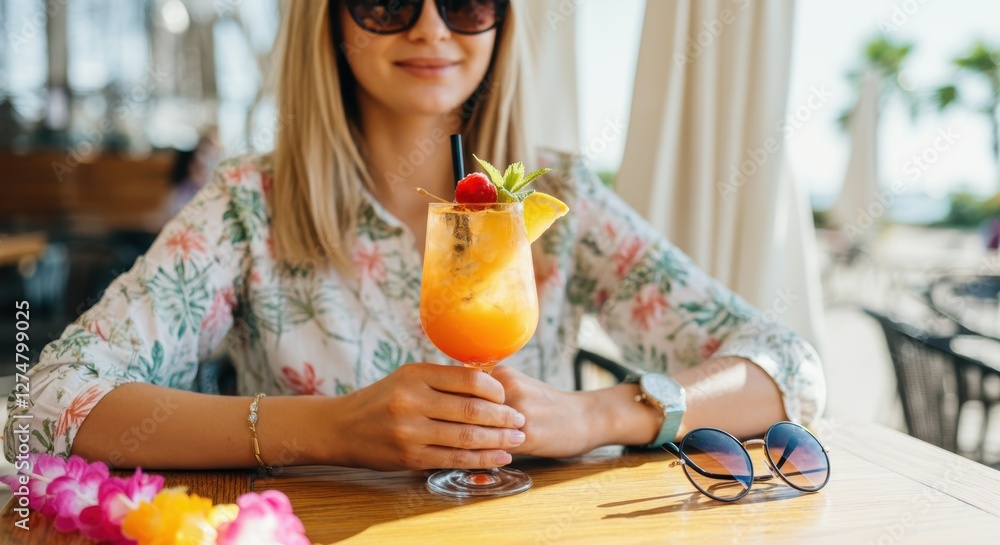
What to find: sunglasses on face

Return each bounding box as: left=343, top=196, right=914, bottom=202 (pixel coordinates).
left=662, top=421, right=831, bottom=502
left=343, top=0, right=509, bottom=35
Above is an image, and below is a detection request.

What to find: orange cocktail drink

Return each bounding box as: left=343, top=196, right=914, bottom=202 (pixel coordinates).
left=417, top=151, right=565, bottom=499
left=419, top=202, right=538, bottom=370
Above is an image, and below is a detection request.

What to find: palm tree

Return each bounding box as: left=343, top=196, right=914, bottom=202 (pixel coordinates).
left=934, top=41, right=1000, bottom=188
left=839, top=36, right=918, bottom=129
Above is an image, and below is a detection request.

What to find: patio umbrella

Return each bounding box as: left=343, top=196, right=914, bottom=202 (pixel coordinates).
left=830, top=70, right=881, bottom=243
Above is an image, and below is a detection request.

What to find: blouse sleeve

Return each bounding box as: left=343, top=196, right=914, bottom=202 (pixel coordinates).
left=4, top=158, right=259, bottom=460
left=559, top=158, right=826, bottom=425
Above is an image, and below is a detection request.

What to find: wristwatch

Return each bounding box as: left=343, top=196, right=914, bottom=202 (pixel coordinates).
left=625, top=373, right=686, bottom=448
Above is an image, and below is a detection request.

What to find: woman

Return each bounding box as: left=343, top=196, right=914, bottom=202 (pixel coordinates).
left=5, top=0, right=824, bottom=471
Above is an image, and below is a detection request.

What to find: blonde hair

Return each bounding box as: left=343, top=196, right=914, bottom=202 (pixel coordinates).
left=271, top=0, right=531, bottom=272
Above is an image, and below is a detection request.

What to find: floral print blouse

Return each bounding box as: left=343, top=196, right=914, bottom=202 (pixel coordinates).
left=4, top=152, right=826, bottom=460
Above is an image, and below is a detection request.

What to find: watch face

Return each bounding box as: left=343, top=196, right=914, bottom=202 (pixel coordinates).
left=641, top=373, right=686, bottom=411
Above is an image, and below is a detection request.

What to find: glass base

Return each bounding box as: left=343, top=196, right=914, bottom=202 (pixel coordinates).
left=426, top=468, right=532, bottom=498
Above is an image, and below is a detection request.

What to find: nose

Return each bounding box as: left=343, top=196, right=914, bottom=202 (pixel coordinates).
left=406, top=0, right=450, bottom=43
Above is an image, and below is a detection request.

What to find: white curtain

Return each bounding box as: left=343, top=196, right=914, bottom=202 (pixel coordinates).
left=616, top=0, right=824, bottom=349
left=519, top=0, right=580, bottom=153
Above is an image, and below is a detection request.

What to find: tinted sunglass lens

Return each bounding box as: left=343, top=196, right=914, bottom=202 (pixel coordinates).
left=440, top=0, right=504, bottom=33
left=348, top=0, right=419, bottom=33
left=681, top=429, right=753, bottom=501
left=765, top=422, right=830, bottom=492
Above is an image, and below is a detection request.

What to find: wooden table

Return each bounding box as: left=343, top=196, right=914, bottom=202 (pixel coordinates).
left=0, top=233, right=46, bottom=267
left=2, top=420, right=1000, bottom=543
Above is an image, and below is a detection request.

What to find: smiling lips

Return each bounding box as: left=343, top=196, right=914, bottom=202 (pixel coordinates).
left=395, top=58, right=460, bottom=78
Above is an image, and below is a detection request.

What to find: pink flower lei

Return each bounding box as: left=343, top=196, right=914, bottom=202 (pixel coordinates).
left=0, top=454, right=309, bottom=544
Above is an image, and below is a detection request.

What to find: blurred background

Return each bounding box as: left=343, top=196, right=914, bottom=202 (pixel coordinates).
left=0, top=0, right=998, bottom=469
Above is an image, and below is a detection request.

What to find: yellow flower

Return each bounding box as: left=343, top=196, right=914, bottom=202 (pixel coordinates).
left=122, top=487, right=239, bottom=545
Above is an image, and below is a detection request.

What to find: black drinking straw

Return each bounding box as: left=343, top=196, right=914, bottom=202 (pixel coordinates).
left=450, top=134, right=465, bottom=188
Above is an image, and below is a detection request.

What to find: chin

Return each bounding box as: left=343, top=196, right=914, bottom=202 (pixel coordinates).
left=396, top=93, right=468, bottom=117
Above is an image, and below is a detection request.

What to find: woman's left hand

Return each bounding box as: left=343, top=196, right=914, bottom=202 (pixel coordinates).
left=491, top=366, right=599, bottom=458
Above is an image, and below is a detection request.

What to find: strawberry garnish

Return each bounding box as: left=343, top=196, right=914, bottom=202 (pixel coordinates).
left=455, top=172, right=498, bottom=204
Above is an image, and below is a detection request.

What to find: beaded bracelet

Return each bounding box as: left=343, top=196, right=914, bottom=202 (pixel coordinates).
left=248, top=393, right=273, bottom=474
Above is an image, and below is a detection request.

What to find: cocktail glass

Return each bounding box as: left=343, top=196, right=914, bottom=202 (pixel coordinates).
left=419, top=202, right=538, bottom=498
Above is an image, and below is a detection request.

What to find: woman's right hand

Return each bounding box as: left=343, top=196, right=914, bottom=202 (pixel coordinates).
left=330, top=363, right=527, bottom=471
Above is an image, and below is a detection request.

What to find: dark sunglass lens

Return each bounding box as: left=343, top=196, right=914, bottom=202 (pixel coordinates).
left=440, top=0, right=503, bottom=33
left=681, top=429, right=752, bottom=501
left=348, top=0, right=419, bottom=33
left=765, top=422, right=830, bottom=492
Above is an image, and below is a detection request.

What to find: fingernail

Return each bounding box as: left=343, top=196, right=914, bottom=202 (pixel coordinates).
left=494, top=452, right=512, bottom=465
left=510, top=431, right=526, bottom=445
left=513, top=412, right=526, bottom=427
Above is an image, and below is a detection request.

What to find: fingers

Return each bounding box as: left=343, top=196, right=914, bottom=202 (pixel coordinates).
left=425, top=395, right=525, bottom=429
left=490, top=365, right=529, bottom=399
left=424, top=420, right=526, bottom=451
left=412, top=364, right=506, bottom=404
left=413, top=446, right=515, bottom=470
left=490, top=365, right=522, bottom=383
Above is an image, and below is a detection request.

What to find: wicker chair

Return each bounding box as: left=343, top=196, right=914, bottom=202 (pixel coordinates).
left=573, top=349, right=635, bottom=391
left=194, top=354, right=238, bottom=396
left=865, top=309, right=1000, bottom=464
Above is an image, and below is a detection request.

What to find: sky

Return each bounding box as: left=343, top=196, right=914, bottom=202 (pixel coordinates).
left=575, top=0, right=645, bottom=174
left=575, top=0, right=1000, bottom=209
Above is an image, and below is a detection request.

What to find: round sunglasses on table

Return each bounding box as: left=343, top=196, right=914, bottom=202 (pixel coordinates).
left=661, top=421, right=831, bottom=502
left=341, top=0, right=510, bottom=35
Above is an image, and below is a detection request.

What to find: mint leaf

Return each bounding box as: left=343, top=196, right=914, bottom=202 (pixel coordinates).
left=473, top=156, right=552, bottom=194
left=497, top=188, right=535, bottom=203
left=473, top=155, right=505, bottom=188
left=502, top=162, right=525, bottom=191
left=513, top=168, right=552, bottom=192
left=496, top=188, right=518, bottom=203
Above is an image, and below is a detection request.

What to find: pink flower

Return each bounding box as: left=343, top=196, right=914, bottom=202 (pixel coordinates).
left=85, top=319, right=109, bottom=342
left=614, top=237, right=647, bottom=278
left=164, top=225, right=208, bottom=260
left=603, top=221, right=617, bottom=241
left=78, top=468, right=165, bottom=543
left=700, top=337, right=722, bottom=360
left=261, top=173, right=274, bottom=197
left=280, top=363, right=324, bottom=396
left=0, top=454, right=70, bottom=517
left=595, top=289, right=610, bottom=309
left=0, top=454, right=159, bottom=540
left=55, top=384, right=106, bottom=437
left=631, top=285, right=669, bottom=331
left=534, top=262, right=562, bottom=293
left=201, top=287, right=237, bottom=333
left=0, top=455, right=309, bottom=545
left=216, top=490, right=310, bottom=545
left=266, top=234, right=276, bottom=259
left=353, top=244, right=386, bottom=283
left=41, top=456, right=109, bottom=533
left=227, top=163, right=256, bottom=183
